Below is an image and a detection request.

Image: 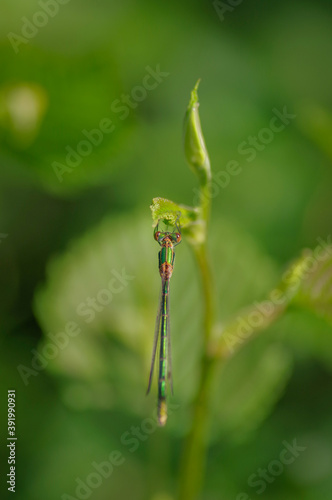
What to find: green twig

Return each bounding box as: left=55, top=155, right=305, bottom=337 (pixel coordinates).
left=178, top=83, right=216, bottom=499
left=163, top=82, right=328, bottom=500
left=178, top=241, right=216, bottom=500
left=151, top=82, right=315, bottom=500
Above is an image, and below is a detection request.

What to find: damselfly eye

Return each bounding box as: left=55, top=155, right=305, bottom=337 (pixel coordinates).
left=154, top=231, right=161, bottom=241
left=175, top=233, right=181, bottom=243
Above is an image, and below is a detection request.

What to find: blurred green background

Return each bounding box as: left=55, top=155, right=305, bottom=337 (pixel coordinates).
left=1, top=1, right=332, bottom=499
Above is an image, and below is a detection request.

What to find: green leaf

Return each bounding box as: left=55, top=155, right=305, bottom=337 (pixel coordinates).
left=210, top=341, right=293, bottom=443
left=0, top=46, right=132, bottom=194
left=34, top=215, right=278, bottom=430
left=0, top=82, right=48, bottom=148
left=292, top=241, right=332, bottom=322
left=183, top=80, right=211, bottom=187
left=150, top=197, right=198, bottom=227
left=271, top=308, right=332, bottom=371
left=298, top=104, right=332, bottom=163
left=215, top=240, right=332, bottom=359
left=150, top=197, right=205, bottom=245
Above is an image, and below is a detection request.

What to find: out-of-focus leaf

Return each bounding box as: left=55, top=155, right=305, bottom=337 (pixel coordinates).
left=0, top=82, right=48, bottom=148
left=216, top=240, right=332, bottom=359
left=298, top=105, right=332, bottom=163
left=209, top=241, right=332, bottom=442
left=34, top=215, right=279, bottom=431
left=210, top=341, right=292, bottom=443
left=0, top=45, right=133, bottom=194
left=292, top=243, right=332, bottom=322
left=275, top=308, right=332, bottom=371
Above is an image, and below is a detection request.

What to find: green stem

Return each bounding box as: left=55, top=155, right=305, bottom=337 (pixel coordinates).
left=177, top=214, right=303, bottom=499
left=178, top=83, right=215, bottom=499
left=177, top=240, right=216, bottom=499
left=193, top=243, right=214, bottom=342
left=199, top=183, right=211, bottom=230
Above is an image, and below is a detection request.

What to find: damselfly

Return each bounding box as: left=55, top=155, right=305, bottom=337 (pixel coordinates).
left=147, top=217, right=182, bottom=426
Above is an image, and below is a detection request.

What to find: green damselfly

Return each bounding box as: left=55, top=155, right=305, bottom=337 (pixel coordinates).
left=147, top=217, right=182, bottom=426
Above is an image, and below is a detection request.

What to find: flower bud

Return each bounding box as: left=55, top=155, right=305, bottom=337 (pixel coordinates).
left=183, top=80, right=211, bottom=186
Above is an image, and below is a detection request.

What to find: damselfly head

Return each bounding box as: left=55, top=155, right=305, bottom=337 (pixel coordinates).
left=154, top=219, right=182, bottom=246
left=154, top=230, right=181, bottom=246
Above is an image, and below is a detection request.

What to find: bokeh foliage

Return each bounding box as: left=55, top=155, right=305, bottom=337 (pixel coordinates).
left=1, top=1, right=332, bottom=499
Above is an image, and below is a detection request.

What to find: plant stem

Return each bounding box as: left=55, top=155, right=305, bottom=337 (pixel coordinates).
left=178, top=84, right=215, bottom=499
left=193, top=243, right=214, bottom=341
left=177, top=242, right=216, bottom=500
